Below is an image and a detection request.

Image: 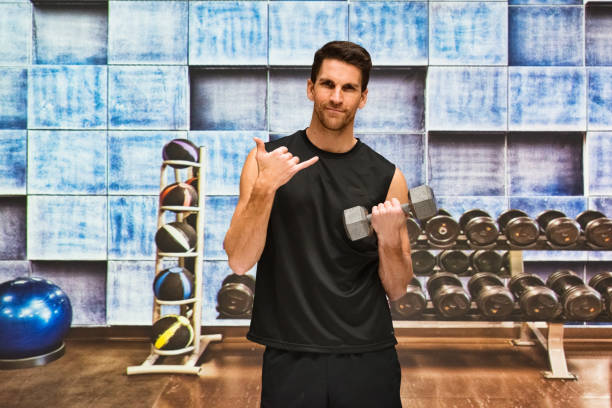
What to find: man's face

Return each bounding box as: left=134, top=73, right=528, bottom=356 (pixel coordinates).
left=307, top=59, right=368, bottom=132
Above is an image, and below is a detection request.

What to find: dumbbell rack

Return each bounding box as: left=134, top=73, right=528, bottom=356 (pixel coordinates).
left=399, top=228, right=612, bottom=380
left=127, top=147, right=222, bottom=376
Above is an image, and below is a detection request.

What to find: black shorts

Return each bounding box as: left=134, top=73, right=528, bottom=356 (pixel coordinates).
left=260, top=346, right=402, bottom=408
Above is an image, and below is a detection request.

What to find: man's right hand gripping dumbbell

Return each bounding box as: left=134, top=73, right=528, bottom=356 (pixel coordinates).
left=343, top=185, right=437, bottom=241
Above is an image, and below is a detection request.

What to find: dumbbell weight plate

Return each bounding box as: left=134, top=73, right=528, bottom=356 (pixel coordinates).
left=406, top=217, right=422, bottom=245
left=459, top=209, right=499, bottom=246
left=411, top=250, right=436, bottom=275
left=468, top=273, right=514, bottom=319
left=576, top=210, right=612, bottom=249
left=390, top=278, right=427, bottom=319
left=437, top=250, right=469, bottom=275
left=505, top=217, right=540, bottom=247
left=427, top=272, right=471, bottom=318
left=576, top=210, right=606, bottom=230
left=536, top=210, right=579, bottom=247
left=470, top=250, right=503, bottom=274
left=425, top=212, right=460, bottom=247
left=509, top=274, right=561, bottom=321
left=217, top=274, right=256, bottom=316
left=497, top=209, right=529, bottom=231
left=564, top=286, right=603, bottom=321
left=546, top=270, right=584, bottom=295
left=588, top=272, right=612, bottom=316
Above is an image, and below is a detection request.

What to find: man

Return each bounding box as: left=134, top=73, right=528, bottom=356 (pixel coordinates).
left=224, top=41, right=413, bottom=408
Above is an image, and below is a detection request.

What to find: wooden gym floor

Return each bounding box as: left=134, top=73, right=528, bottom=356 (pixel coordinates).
left=1, top=329, right=611, bottom=408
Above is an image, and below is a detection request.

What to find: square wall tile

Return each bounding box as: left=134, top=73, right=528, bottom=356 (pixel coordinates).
left=269, top=69, right=313, bottom=133
left=107, top=261, right=155, bottom=325
left=28, top=66, right=107, bottom=129
left=508, top=196, right=587, bottom=218
left=109, top=131, right=187, bottom=195
left=205, top=196, right=238, bottom=260
left=434, top=196, right=507, bottom=220
left=349, top=2, right=428, bottom=66
left=109, top=66, right=187, bottom=130
left=31, top=261, right=107, bottom=326
left=509, top=6, right=583, bottom=66
left=0, top=130, right=26, bottom=195
left=28, top=131, right=107, bottom=195
left=509, top=67, right=586, bottom=131
left=0, top=3, right=30, bottom=65
left=356, top=68, right=425, bottom=132
left=0, top=261, right=30, bottom=283
left=189, top=1, right=267, bottom=65
left=429, top=2, right=507, bottom=66
left=0, top=68, right=27, bottom=129
left=190, top=68, right=267, bottom=131
left=33, top=3, right=107, bottom=65
left=428, top=133, right=505, bottom=196
left=0, top=197, right=26, bottom=260
left=427, top=67, right=507, bottom=131
left=28, top=196, right=107, bottom=260
left=586, top=4, right=612, bottom=66
left=358, top=134, right=425, bottom=188
left=588, top=68, right=612, bottom=130
left=590, top=197, right=612, bottom=217
left=587, top=132, right=612, bottom=195
left=508, top=132, right=583, bottom=196
left=191, top=131, right=266, bottom=195
left=108, top=196, right=158, bottom=261
left=509, top=0, right=581, bottom=4
left=269, top=2, right=348, bottom=66
left=109, top=1, right=187, bottom=64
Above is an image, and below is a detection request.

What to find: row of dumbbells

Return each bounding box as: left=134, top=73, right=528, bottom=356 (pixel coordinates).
left=407, top=208, right=612, bottom=249
left=412, top=249, right=510, bottom=277
left=391, top=270, right=612, bottom=322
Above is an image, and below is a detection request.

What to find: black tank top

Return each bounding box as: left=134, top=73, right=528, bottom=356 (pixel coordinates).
left=247, top=130, right=397, bottom=353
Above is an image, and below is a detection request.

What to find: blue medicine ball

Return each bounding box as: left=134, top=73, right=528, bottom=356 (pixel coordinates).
left=0, top=277, right=73, bottom=359
left=153, top=267, right=194, bottom=301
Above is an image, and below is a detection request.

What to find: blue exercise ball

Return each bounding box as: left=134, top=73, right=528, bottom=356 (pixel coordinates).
left=0, top=277, right=72, bottom=360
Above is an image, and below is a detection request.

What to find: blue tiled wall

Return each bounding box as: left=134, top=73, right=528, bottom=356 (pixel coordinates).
left=0, top=1, right=611, bottom=327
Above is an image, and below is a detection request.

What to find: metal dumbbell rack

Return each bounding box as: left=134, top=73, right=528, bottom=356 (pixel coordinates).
left=396, top=229, right=612, bottom=380
left=127, top=147, right=222, bottom=376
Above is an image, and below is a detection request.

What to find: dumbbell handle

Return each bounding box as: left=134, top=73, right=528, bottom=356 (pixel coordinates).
left=366, top=203, right=414, bottom=222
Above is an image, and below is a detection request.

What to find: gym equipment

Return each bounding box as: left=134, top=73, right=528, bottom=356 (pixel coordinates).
left=547, top=270, right=603, bottom=321
left=427, top=272, right=471, bottom=318
left=436, top=250, right=469, bottom=275
left=153, top=267, right=195, bottom=301
left=509, top=273, right=561, bottom=321
left=468, top=273, right=514, bottom=319
left=162, top=139, right=199, bottom=168
left=151, top=314, right=194, bottom=350
left=406, top=217, right=422, bottom=244
left=459, top=209, right=499, bottom=247
left=217, top=274, right=256, bottom=317
left=424, top=209, right=460, bottom=248
left=536, top=210, right=580, bottom=247
left=470, top=250, right=503, bottom=275
left=390, top=278, right=427, bottom=319
left=155, top=221, right=197, bottom=253
left=576, top=210, right=612, bottom=249
left=0, top=277, right=72, bottom=367
left=588, top=272, right=612, bottom=317
left=343, top=185, right=436, bottom=241
left=497, top=209, right=539, bottom=247
left=160, top=182, right=198, bottom=209
left=411, top=250, right=436, bottom=276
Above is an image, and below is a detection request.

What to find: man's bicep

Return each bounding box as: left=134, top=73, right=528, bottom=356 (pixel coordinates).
left=384, top=167, right=410, bottom=204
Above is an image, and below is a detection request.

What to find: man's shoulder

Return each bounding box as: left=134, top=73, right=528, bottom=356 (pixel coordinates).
left=357, top=139, right=395, bottom=169
left=265, top=130, right=305, bottom=150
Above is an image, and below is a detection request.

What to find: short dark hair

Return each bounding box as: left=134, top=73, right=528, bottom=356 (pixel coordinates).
left=311, top=41, right=372, bottom=92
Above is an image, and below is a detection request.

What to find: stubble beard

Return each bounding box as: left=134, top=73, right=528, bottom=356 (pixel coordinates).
left=314, top=104, right=356, bottom=132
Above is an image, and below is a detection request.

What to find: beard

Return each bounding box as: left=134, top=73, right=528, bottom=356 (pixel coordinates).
left=313, top=104, right=357, bottom=132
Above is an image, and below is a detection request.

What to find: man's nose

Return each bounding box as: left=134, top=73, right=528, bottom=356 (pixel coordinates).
left=330, top=86, right=343, bottom=104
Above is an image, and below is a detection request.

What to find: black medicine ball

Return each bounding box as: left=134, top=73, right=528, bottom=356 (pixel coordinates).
left=155, top=222, right=197, bottom=253
left=151, top=315, right=194, bottom=350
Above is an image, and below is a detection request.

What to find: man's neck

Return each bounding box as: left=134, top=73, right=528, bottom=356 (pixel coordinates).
left=305, top=121, right=357, bottom=154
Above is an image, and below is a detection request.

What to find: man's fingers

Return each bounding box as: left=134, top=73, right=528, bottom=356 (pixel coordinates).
left=294, top=156, right=319, bottom=172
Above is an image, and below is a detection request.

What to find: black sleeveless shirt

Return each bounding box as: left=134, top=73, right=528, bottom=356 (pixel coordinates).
left=247, top=130, right=397, bottom=353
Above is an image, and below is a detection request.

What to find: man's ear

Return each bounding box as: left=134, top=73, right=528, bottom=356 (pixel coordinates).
left=358, top=88, right=368, bottom=109
left=307, top=79, right=315, bottom=102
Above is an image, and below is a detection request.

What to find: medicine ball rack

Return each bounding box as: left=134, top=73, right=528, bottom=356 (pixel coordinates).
left=396, top=221, right=612, bottom=380
left=127, top=147, right=222, bottom=376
